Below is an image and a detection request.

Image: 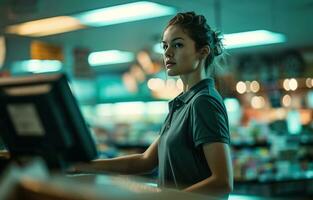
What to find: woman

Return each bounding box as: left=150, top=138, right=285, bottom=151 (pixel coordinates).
left=73, top=12, right=233, bottom=197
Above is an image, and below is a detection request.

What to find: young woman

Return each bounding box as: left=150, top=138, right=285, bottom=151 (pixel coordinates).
left=73, top=12, right=233, bottom=197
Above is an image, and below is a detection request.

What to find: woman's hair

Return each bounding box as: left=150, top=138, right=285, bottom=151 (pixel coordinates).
left=165, top=11, right=224, bottom=74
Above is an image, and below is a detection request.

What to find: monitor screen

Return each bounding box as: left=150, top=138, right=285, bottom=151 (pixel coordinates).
left=0, top=73, right=98, bottom=169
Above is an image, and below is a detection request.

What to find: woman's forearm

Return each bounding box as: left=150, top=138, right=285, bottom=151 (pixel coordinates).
left=74, top=153, right=153, bottom=174
left=184, top=175, right=233, bottom=197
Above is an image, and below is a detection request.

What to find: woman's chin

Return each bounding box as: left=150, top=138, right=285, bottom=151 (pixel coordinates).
left=167, top=69, right=178, bottom=76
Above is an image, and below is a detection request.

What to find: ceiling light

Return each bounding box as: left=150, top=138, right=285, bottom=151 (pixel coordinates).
left=223, top=30, right=286, bottom=49
left=88, top=50, right=135, bottom=66
left=73, top=1, right=176, bottom=27
left=11, top=60, right=62, bottom=74
left=5, top=16, right=85, bottom=37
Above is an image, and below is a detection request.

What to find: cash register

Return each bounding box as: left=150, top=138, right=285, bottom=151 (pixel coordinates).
left=0, top=73, right=97, bottom=170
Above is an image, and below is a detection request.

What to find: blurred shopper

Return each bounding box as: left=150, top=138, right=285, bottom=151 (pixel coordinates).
left=72, top=12, right=233, bottom=198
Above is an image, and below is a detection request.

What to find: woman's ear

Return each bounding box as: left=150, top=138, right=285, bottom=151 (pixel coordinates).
left=200, top=46, right=210, bottom=59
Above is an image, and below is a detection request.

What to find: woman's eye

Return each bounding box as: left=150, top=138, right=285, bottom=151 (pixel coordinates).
left=162, top=44, right=168, bottom=50
left=174, top=43, right=183, bottom=48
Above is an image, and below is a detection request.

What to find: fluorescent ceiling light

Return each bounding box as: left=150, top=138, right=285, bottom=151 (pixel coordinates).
left=223, top=30, right=286, bottom=49
left=5, top=16, right=85, bottom=37
left=73, top=1, right=175, bottom=27
left=88, top=50, right=135, bottom=66
left=11, top=60, right=62, bottom=73
left=5, top=1, right=175, bottom=37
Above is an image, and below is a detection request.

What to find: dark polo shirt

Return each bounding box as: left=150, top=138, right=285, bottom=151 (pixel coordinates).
left=158, top=78, right=230, bottom=189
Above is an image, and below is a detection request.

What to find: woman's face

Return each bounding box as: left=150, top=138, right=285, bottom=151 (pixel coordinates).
left=162, top=25, right=202, bottom=76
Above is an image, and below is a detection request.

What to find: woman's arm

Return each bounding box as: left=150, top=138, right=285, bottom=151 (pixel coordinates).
left=184, top=142, right=233, bottom=197
left=72, top=136, right=159, bottom=174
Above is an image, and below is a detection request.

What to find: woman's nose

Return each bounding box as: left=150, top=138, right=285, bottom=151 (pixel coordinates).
left=164, top=46, right=174, bottom=57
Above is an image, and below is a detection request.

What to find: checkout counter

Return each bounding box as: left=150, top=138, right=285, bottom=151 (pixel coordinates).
left=0, top=154, right=312, bottom=200
left=0, top=157, right=216, bottom=200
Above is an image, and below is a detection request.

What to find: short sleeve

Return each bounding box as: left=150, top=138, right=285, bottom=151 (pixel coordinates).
left=191, top=95, right=230, bottom=148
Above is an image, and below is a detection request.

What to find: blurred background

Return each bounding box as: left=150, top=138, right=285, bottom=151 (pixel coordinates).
left=0, top=0, right=313, bottom=198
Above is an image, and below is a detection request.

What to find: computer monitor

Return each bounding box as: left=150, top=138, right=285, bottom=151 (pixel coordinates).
left=0, top=73, right=98, bottom=170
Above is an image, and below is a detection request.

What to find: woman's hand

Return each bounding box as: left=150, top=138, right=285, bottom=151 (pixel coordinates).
left=66, top=162, right=91, bottom=174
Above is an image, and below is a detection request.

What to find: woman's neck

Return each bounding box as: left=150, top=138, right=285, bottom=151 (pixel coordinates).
left=180, top=67, right=207, bottom=92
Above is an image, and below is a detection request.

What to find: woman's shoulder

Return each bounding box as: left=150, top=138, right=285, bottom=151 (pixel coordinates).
left=189, top=90, right=228, bottom=119
left=191, top=87, right=224, bottom=107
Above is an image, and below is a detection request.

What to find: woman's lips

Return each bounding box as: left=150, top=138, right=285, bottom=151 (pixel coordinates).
left=166, top=63, right=176, bottom=68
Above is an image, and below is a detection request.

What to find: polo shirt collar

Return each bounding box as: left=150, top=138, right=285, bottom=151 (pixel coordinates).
left=176, top=78, right=214, bottom=104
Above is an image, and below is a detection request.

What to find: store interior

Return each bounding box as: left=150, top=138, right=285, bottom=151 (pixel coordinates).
left=0, top=0, right=313, bottom=199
